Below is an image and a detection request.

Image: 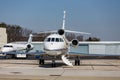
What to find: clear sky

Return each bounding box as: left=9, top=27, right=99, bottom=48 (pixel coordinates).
left=0, top=0, right=120, bottom=41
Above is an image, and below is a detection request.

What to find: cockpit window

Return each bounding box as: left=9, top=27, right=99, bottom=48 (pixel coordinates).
left=4, top=45, right=13, bottom=47
left=60, top=38, right=64, bottom=42
left=51, top=38, right=55, bottom=42
left=56, top=38, right=59, bottom=42
left=46, top=37, right=64, bottom=42
left=47, top=38, right=51, bottom=42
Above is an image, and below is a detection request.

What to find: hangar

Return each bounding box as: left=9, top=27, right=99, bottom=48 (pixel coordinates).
left=15, top=41, right=120, bottom=56
left=70, top=42, right=120, bottom=56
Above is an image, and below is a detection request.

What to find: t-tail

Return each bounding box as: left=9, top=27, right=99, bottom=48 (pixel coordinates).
left=58, top=10, right=91, bottom=36
left=26, top=34, right=34, bottom=52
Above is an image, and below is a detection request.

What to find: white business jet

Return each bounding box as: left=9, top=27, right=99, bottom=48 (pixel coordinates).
left=39, top=11, right=90, bottom=67
left=1, top=34, right=34, bottom=58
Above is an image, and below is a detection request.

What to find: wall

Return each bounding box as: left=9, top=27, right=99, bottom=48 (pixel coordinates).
left=0, top=27, right=7, bottom=48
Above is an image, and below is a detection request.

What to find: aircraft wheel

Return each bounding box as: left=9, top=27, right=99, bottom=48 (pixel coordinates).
left=39, top=59, right=42, bottom=65
left=78, top=59, right=80, bottom=66
left=52, top=59, right=56, bottom=67
left=75, top=56, right=80, bottom=66
left=75, top=60, right=77, bottom=66
left=42, top=59, right=44, bottom=64
left=39, top=59, right=45, bottom=65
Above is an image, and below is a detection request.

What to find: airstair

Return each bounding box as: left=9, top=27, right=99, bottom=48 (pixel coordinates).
left=61, top=55, right=73, bottom=66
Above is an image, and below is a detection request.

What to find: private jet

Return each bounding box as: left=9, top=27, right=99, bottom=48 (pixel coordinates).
left=41, top=10, right=120, bottom=67
left=1, top=11, right=120, bottom=67
left=38, top=11, right=90, bottom=67
left=1, top=34, right=34, bottom=58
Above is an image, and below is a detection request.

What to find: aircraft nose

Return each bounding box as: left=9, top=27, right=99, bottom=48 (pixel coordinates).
left=1, top=48, right=10, bottom=52
left=44, top=42, right=54, bottom=50
left=1, top=48, right=6, bottom=52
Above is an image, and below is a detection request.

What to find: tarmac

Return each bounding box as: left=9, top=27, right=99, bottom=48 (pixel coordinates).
left=0, top=59, right=120, bottom=80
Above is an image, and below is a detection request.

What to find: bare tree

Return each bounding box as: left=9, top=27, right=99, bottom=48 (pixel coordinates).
left=85, top=37, right=100, bottom=41
left=0, top=22, right=33, bottom=42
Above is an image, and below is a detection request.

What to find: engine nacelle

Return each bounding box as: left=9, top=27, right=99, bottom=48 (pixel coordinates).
left=26, top=44, right=34, bottom=52
left=71, top=39, right=79, bottom=47
left=58, top=29, right=65, bottom=35
left=27, top=44, right=31, bottom=49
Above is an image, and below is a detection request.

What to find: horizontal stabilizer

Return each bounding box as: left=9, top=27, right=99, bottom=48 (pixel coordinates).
left=65, top=30, right=91, bottom=35
left=38, top=30, right=57, bottom=34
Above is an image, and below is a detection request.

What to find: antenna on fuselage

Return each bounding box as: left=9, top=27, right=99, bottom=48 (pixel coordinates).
left=62, top=10, right=66, bottom=30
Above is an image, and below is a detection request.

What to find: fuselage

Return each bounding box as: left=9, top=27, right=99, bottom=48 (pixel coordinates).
left=44, top=34, right=68, bottom=56
left=1, top=43, right=34, bottom=53
left=1, top=43, right=27, bottom=53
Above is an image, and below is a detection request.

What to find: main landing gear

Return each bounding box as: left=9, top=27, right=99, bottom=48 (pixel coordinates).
left=75, top=56, right=80, bottom=66
left=39, top=55, right=44, bottom=65
left=52, top=59, right=56, bottom=67
left=39, top=55, right=81, bottom=67
left=39, top=55, right=56, bottom=67
left=39, top=58, right=56, bottom=67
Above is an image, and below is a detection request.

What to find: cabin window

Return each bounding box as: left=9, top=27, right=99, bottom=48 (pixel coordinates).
left=4, top=45, right=13, bottom=47
left=56, top=38, right=59, bottom=42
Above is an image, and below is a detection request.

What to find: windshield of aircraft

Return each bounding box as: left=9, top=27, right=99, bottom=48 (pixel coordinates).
left=46, top=38, right=64, bottom=42
left=4, top=45, right=13, bottom=47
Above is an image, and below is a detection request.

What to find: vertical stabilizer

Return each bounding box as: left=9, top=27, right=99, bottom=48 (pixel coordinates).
left=27, top=34, right=33, bottom=44
left=62, top=10, right=66, bottom=29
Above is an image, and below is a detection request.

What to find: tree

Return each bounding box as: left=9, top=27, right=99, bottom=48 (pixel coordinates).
left=0, top=22, right=7, bottom=28
left=22, top=28, right=32, bottom=37
left=0, top=22, right=32, bottom=42
left=85, top=37, right=100, bottom=41
left=66, top=33, right=75, bottom=41
left=77, top=35, right=83, bottom=41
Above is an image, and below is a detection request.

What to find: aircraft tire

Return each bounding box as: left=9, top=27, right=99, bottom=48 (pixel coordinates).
left=75, top=58, right=80, bottom=66
left=39, top=59, right=44, bottom=65
left=42, top=59, right=44, bottom=64
left=52, top=59, right=56, bottom=67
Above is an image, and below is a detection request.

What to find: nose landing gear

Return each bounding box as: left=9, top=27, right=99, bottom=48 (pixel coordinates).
left=52, top=59, right=56, bottom=67
left=39, top=55, right=56, bottom=67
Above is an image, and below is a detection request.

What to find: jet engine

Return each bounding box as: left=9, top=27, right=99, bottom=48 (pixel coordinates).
left=58, top=29, right=65, bottom=35
left=71, top=39, right=79, bottom=47
left=26, top=44, right=34, bottom=52
left=27, top=44, right=31, bottom=49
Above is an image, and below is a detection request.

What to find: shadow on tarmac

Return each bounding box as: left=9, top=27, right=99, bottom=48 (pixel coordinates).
left=39, top=62, right=66, bottom=68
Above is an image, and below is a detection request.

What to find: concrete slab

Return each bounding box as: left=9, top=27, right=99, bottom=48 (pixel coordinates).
left=0, top=59, right=120, bottom=80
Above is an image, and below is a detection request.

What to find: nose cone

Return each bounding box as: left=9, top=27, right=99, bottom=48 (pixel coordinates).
left=44, top=42, right=66, bottom=51
left=44, top=42, right=54, bottom=50
left=1, top=48, right=13, bottom=53
left=44, top=34, right=66, bottom=51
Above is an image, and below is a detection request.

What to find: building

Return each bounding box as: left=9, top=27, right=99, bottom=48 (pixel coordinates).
left=0, top=27, right=7, bottom=48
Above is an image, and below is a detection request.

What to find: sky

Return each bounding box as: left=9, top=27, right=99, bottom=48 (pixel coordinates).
left=0, top=0, right=120, bottom=41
